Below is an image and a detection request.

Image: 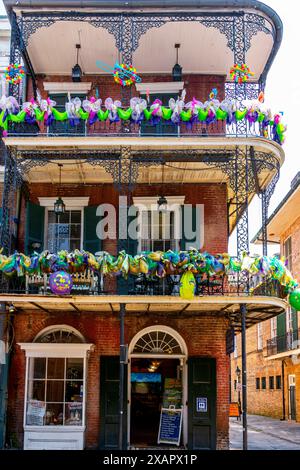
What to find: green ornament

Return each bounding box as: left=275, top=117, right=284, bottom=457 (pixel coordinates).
left=289, top=289, right=300, bottom=311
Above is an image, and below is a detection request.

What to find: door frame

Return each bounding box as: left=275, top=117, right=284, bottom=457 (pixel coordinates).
left=288, top=374, right=296, bottom=420
left=127, top=326, right=188, bottom=448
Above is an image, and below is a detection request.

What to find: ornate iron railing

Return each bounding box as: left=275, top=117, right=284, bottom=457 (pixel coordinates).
left=267, top=328, right=300, bottom=356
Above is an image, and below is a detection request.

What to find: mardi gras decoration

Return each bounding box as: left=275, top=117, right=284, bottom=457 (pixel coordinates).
left=0, top=93, right=286, bottom=144
left=179, top=270, right=196, bottom=300
left=5, top=64, right=25, bottom=85
left=96, top=60, right=141, bottom=86
left=0, top=249, right=297, bottom=301
left=49, top=270, right=73, bottom=295
left=230, top=64, right=254, bottom=84
left=289, top=289, right=300, bottom=311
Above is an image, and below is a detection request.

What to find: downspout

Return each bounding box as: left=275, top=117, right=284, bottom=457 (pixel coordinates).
left=0, top=304, right=13, bottom=449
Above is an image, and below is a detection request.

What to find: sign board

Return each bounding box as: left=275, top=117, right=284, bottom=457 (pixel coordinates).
left=229, top=402, right=240, bottom=418
left=157, top=407, right=183, bottom=446
left=196, top=397, right=207, bottom=413
left=26, top=399, right=46, bottom=425
left=236, top=383, right=242, bottom=392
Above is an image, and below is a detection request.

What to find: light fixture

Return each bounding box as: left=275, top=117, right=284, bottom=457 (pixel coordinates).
left=9, top=303, right=15, bottom=314
left=54, top=164, right=65, bottom=216
left=72, top=44, right=82, bottom=82
left=172, top=43, right=182, bottom=82
left=236, top=366, right=241, bottom=378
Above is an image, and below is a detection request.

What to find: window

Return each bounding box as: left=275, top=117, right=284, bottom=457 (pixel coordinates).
left=261, top=377, right=266, bottom=389
left=283, top=237, right=292, bottom=270
left=140, top=93, right=178, bottom=136
left=256, top=378, right=260, bottom=390
left=26, top=357, right=84, bottom=426
left=269, top=376, right=274, bottom=390
left=47, top=209, right=82, bottom=252
left=276, top=375, right=282, bottom=389
left=270, top=317, right=277, bottom=339
left=140, top=209, right=177, bottom=252
left=48, top=93, right=86, bottom=135
left=233, top=335, right=238, bottom=358
left=257, top=322, right=263, bottom=351
left=234, top=379, right=237, bottom=391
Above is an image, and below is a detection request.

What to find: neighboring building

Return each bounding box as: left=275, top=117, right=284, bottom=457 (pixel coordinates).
left=232, top=175, right=300, bottom=422
left=0, top=0, right=286, bottom=450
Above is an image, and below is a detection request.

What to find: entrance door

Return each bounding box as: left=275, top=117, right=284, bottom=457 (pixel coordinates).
left=289, top=374, right=296, bottom=420
left=188, top=358, right=216, bottom=450
left=99, top=356, right=127, bottom=449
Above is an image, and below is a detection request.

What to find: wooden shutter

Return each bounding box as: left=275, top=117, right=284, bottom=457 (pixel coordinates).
left=83, top=206, right=102, bottom=254
left=25, top=202, right=45, bottom=254
left=117, top=208, right=138, bottom=295
left=276, top=313, right=286, bottom=353
left=99, top=356, right=127, bottom=449
left=188, top=357, right=216, bottom=450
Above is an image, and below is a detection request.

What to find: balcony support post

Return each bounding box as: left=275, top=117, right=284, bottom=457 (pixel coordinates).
left=281, top=360, right=286, bottom=421
left=118, top=303, right=126, bottom=450
left=241, top=303, right=248, bottom=450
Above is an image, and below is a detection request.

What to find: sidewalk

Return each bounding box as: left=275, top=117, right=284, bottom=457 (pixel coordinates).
left=231, top=414, right=300, bottom=445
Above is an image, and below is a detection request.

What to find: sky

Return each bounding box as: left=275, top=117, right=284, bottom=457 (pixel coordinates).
left=0, top=0, right=298, bottom=256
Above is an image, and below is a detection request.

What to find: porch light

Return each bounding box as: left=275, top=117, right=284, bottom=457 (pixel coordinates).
left=54, top=164, right=65, bottom=215
left=172, top=43, right=182, bottom=82
left=236, top=366, right=241, bottom=378
left=157, top=195, right=168, bottom=212
left=72, top=44, right=82, bottom=82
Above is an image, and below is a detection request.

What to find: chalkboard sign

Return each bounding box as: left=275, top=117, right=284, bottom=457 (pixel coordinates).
left=157, top=407, right=183, bottom=446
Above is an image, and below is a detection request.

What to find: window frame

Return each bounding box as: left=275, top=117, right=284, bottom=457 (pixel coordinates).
left=270, top=317, right=277, bottom=339
left=256, top=377, right=260, bottom=390
left=257, top=322, right=263, bottom=351
left=45, top=207, right=84, bottom=252
left=276, top=375, right=282, bottom=390
left=283, top=236, right=292, bottom=271
left=269, top=376, right=274, bottom=390
left=261, top=376, right=266, bottom=390
left=19, top=342, right=93, bottom=431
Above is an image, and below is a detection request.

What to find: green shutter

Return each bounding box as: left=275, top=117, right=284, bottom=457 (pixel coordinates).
left=117, top=208, right=138, bottom=294
left=83, top=206, right=102, bottom=254
left=25, top=202, right=45, bottom=254
left=292, top=308, right=298, bottom=332
left=277, top=313, right=286, bottom=353
left=181, top=205, right=199, bottom=251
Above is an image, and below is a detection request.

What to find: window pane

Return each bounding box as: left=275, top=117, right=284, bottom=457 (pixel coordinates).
left=66, top=358, right=83, bottom=380
left=45, top=403, right=64, bottom=426
left=70, top=239, right=80, bottom=251
left=47, top=358, right=65, bottom=379
left=46, top=381, right=64, bottom=402
left=71, top=211, right=81, bottom=223
left=28, top=380, right=45, bottom=401
left=65, top=381, right=83, bottom=402
left=26, top=400, right=46, bottom=426
left=33, top=358, right=46, bottom=379
left=70, top=224, right=81, bottom=238
left=48, top=211, right=57, bottom=223
left=65, top=402, right=82, bottom=425
left=58, top=211, right=70, bottom=224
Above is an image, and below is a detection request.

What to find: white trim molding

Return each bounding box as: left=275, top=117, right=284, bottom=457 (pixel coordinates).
left=38, top=197, right=90, bottom=208
left=133, top=196, right=185, bottom=208
left=18, top=343, right=94, bottom=358
left=136, top=82, right=184, bottom=95
left=43, top=82, right=92, bottom=94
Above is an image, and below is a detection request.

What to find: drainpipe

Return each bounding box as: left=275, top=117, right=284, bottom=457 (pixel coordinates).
left=119, top=303, right=126, bottom=450
left=241, top=303, right=247, bottom=450
left=281, top=360, right=286, bottom=421
left=0, top=304, right=8, bottom=449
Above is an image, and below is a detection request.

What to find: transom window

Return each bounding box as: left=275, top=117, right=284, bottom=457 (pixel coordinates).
left=47, top=210, right=82, bottom=252
left=26, top=357, right=84, bottom=426
left=35, top=328, right=84, bottom=344
left=133, top=330, right=182, bottom=355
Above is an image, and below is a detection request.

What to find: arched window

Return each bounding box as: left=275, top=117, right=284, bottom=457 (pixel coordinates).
left=130, top=326, right=187, bottom=356
left=34, top=325, right=85, bottom=344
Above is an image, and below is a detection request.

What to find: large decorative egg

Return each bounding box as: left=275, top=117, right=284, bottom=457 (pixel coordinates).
left=49, top=270, right=73, bottom=295
left=289, top=289, right=300, bottom=311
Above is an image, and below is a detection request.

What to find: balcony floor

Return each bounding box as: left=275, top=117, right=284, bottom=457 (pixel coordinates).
left=0, top=293, right=287, bottom=332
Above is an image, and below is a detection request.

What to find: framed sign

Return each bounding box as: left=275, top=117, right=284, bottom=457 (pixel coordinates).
left=157, top=407, right=183, bottom=446
left=196, top=397, right=207, bottom=412
left=26, top=399, right=46, bottom=426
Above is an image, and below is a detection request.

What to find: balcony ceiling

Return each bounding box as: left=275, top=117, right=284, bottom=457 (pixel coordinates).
left=24, top=19, right=273, bottom=80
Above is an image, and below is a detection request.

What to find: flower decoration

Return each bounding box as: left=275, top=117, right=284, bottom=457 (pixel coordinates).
left=114, top=63, right=139, bottom=87
left=105, top=97, right=122, bottom=122
left=130, top=97, right=147, bottom=123
left=5, top=64, right=25, bottom=85
left=230, top=63, right=254, bottom=84
left=82, top=96, right=102, bottom=125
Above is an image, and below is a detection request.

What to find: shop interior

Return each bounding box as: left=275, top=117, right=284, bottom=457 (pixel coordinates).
left=130, top=358, right=182, bottom=446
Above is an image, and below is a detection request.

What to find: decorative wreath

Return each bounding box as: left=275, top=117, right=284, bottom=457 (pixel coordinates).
left=114, top=63, right=138, bottom=87
left=230, top=63, right=254, bottom=84
left=5, top=64, right=25, bottom=85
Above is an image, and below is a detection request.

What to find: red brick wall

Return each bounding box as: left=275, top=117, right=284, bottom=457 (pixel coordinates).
left=18, top=182, right=228, bottom=255
left=7, top=311, right=230, bottom=449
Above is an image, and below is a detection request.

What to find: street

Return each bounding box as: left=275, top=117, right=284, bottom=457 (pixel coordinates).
left=230, top=415, right=300, bottom=450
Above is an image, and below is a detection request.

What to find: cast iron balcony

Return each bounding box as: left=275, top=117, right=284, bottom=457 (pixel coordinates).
left=267, top=329, right=300, bottom=357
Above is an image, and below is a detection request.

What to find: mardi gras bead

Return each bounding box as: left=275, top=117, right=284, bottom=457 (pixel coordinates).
left=5, top=64, right=25, bottom=85
left=49, top=270, right=73, bottom=295
left=289, top=289, right=300, bottom=311
left=179, top=271, right=196, bottom=300
left=230, top=63, right=254, bottom=84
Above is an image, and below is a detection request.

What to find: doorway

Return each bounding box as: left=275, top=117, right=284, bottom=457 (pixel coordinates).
left=130, top=357, right=182, bottom=446
left=289, top=374, right=296, bottom=420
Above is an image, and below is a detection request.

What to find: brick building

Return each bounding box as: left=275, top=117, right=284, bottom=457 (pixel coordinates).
left=0, top=0, right=287, bottom=451
left=232, top=174, right=300, bottom=423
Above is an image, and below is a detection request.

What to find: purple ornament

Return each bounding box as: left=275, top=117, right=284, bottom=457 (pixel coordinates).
left=49, top=270, right=73, bottom=295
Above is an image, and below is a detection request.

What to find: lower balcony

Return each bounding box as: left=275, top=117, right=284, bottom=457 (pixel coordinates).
left=267, top=329, right=300, bottom=357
